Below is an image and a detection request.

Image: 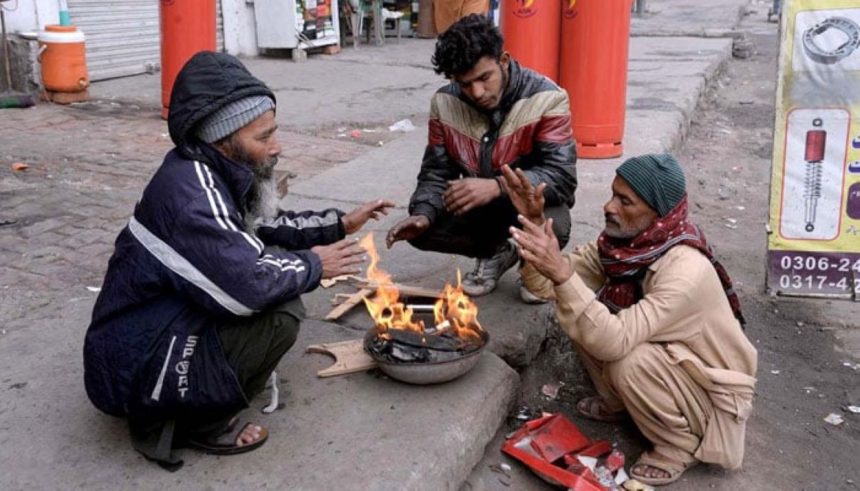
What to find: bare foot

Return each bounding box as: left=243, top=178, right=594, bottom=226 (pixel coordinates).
left=236, top=423, right=264, bottom=446
left=631, top=462, right=672, bottom=480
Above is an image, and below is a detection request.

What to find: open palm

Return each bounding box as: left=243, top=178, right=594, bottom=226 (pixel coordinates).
left=500, top=165, right=546, bottom=223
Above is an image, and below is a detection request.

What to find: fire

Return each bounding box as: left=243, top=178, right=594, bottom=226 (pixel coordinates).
left=433, top=270, right=484, bottom=343
left=359, top=234, right=485, bottom=342
left=359, top=234, right=424, bottom=335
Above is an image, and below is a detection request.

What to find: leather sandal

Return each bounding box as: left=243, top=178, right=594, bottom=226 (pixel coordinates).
left=630, top=450, right=699, bottom=486
left=185, top=417, right=269, bottom=456
left=575, top=396, right=626, bottom=422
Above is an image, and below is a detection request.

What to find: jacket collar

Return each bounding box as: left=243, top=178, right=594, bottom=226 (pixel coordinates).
left=497, top=59, right=523, bottom=113
left=194, top=141, right=256, bottom=213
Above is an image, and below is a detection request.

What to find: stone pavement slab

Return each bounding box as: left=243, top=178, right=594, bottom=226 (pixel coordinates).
left=89, top=39, right=440, bottom=132
left=0, top=317, right=518, bottom=490
left=631, top=0, right=750, bottom=37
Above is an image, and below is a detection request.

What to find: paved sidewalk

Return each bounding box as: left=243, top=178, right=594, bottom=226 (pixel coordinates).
left=0, top=1, right=753, bottom=488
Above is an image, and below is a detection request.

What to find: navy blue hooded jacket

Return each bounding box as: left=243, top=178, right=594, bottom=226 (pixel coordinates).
left=84, top=52, right=344, bottom=421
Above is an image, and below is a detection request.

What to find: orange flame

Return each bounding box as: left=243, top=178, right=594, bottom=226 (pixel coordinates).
left=359, top=234, right=484, bottom=342
left=359, top=234, right=424, bottom=336
left=433, top=270, right=484, bottom=343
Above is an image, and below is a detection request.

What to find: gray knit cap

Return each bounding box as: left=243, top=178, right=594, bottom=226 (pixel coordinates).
left=616, top=153, right=686, bottom=216
left=196, top=95, right=276, bottom=143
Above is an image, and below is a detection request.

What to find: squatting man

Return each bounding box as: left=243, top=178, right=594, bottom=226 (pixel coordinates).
left=386, top=15, right=577, bottom=302
left=502, top=154, right=757, bottom=486
left=83, top=52, right=392, bottom=468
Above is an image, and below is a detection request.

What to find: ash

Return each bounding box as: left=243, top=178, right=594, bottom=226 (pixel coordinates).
left=366, top=328, right=484, bottom=364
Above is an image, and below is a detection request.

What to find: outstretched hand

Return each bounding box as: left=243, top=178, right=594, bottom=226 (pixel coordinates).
left=386, top=215, right=430, bottom=249
left=500, top=165, right=546, bottom=224
left=342, top=199, right=396, bottom=234
left=509, top=215, right=571, bottom=285
left=311, top=238, right=367, bottom=279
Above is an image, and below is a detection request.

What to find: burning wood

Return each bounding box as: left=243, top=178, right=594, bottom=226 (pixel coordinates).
left=358, top=234, right=487, bottom=364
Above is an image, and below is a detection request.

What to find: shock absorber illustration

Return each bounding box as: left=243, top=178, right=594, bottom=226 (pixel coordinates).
left=803, top=118, right=826, bottom=233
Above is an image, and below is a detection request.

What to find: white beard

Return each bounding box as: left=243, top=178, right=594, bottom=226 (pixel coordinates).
left=245, top=176, right=281, bottom=233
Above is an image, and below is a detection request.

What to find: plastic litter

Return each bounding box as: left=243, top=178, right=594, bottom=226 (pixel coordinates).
left=605, top=449, right=625, bottom=472
left=622, top=478, right=655, bottom=491
left=614, top=468, right=629, bottom=486
left=824, top=413, right=844, bottom=425
left=541, top=382, right=561, bottom=400
left=502, top=413, right=628, bottom=491
left=847, top=406, right=860, bottom=414
left=388, top=119, right=416, bottom=132
left=86, top=286, right=101, bottom=293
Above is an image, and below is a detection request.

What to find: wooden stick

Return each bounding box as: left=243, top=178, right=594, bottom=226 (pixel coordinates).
left=324, top=288, right=373, bottom=320
left=330, top=293, right=355, bottom=305
left=349, top=278, right=442, bottom=299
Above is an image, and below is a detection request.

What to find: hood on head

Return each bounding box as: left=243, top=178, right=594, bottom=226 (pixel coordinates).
left=167, top=51, right=276, bottom=159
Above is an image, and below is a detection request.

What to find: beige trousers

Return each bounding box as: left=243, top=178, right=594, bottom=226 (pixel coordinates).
left=577, top=342, right=715, bottom=463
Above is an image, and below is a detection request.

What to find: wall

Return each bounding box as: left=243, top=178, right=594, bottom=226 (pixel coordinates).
left=221, top=0, right=260, bottom=56
left=1, top=0, right=58, bottom=93
left=3, top=0, right=59, bottom=33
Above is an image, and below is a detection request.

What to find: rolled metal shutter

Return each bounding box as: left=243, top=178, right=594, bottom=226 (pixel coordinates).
left=68, top=1, right=224, bottom=82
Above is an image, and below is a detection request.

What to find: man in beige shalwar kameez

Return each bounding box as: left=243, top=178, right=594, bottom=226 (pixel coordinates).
left=500, top=154, right=757, bottom=486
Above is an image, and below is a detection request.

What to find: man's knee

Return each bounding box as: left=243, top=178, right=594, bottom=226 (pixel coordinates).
left=269, top=311, right=301, bottom=353
left=544, top=206, right=572, bottom=248
left=606, top=343, right=659, bottom=390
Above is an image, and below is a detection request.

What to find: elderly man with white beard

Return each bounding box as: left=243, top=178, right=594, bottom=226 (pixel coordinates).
left=83, top=52, right=393, bottom=470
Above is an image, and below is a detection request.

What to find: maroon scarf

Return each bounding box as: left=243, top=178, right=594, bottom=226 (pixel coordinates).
left=596, top=196, right=745, bottom=325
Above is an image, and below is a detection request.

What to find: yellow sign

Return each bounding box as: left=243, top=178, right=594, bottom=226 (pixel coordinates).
left=768, top=0, right=860, bottom=297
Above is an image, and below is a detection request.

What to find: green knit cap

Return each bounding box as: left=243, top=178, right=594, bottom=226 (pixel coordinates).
left=616, top=153, right=686, bottom=216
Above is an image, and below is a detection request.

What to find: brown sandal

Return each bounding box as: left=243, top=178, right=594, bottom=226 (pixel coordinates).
left=575, top=396, right=626, bottom=422
left=185, top=417, right=269, bottom=456
left=630, top=450, right=698, bottom=486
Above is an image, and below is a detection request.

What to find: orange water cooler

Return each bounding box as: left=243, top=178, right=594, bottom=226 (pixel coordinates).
left=559, top=0, right=632, bottom=159
left=38, top=25, right=89, bottom=103
left=500, top=0, right=561, bottom=82
left=159, top=0, right=216, bottom=119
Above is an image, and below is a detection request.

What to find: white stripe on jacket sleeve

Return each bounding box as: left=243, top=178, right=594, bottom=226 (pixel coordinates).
left=128, top=216, right=257, bottom=316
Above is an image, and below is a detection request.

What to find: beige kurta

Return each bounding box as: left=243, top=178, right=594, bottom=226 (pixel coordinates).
left=521, top=242, right=758, bottom=469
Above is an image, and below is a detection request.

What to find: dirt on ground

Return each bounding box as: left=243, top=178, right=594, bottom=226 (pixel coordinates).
left=505, top=14, right=860, bottom=491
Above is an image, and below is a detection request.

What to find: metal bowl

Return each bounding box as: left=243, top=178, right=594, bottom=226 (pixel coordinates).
left=363, top=328, right=489, bottom=385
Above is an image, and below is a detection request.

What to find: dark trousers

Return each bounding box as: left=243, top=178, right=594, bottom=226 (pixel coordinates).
left=408, top=198, right=572, bottom=258
left=217, top=298, right=303, bottom=400
left=130, top=299, right=303, bottom=469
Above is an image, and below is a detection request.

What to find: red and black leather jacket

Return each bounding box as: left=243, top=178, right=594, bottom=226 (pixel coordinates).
left=408, top=59, right=577, bottom=223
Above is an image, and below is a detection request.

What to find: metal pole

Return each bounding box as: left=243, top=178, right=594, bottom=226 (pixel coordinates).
left=633, top=0, right=647, bottom=16
left=1, top=7, right=12, bottom=91
left=769, top=0, right=783, bottom=23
